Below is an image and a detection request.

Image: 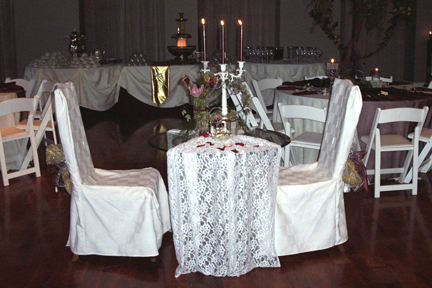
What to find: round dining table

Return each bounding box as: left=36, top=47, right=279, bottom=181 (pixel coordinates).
left=274, top=83, right=432, bottom=172
left=167, top=134, right=282, bottom=277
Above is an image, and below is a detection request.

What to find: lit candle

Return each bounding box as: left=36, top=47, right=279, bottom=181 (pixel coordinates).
left=331, top=58, right=335, bottom=64
left=238, top=20, right=243, bottom=61
left=202, top=18, right=206, bottom=61
left=221, top=20, right=225, bottom=64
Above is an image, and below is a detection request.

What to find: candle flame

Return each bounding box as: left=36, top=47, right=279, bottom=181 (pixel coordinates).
left=238, top=20, right=243, bottom=25
left=201, top=18, right=205, bottom=25
left=221, top=20, right=224, bottom=26
left=375, top=67, right=379, bottom=71
left=330, top=58, right=335, bottom=64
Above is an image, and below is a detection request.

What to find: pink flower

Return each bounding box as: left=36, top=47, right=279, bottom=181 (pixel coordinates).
left=189, top=84, right=204, bottom=97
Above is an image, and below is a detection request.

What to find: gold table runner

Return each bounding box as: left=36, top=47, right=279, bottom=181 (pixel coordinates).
left=151, top=65, right=170, bottom=106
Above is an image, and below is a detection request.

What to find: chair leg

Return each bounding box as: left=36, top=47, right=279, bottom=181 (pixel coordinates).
left=374, top=148, right=381, bottom=198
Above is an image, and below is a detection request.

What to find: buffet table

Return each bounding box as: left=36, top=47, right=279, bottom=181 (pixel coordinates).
left=167, top=135, right=281, bottom=277
left=24, top=65, right=122, bottom=111
left=119, top=65, right=201, bottom=107
left=24, top=62, right=326, bottom=110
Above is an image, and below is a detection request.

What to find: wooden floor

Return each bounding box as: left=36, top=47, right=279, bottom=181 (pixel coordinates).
left=1, top=91, right=432, bottom=287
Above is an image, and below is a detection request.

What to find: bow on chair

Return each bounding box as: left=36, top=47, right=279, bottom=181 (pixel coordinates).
left=343, top=150, right=368, bottom=192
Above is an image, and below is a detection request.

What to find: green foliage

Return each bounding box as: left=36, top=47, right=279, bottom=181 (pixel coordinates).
left=308, top=0, right=414, bottom=63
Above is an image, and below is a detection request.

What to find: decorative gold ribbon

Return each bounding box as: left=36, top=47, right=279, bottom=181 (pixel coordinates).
left=151, top=65, right=170, bottom=106
left=46, top=144, right=73, bottom=194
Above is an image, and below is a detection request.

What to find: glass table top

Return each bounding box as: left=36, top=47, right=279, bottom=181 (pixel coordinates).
left=148, top=128, right=291, bottom=152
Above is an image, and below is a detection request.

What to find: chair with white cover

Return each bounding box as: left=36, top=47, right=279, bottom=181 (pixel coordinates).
left=275, top=79, right=362, bottom=256
left=278, top=103, right=327, bottom=167
left=428, top=81, right=432, bottom=89
left=0, top=96, right=41, bottom=186
left=361, top=106, right=428, bottom=198
left=54, top=82, right=171, bottom=258
left=251, top=78, right=282, bottom=122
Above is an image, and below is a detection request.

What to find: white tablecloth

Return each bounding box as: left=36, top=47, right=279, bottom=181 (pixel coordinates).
left=167, top=135, right=281, bottom=277
left=24, top=65, right=122, bottom=111
left=275, top=89, right=329, bottom=164
left=245, top=62, right=326, bottom=106
left=24, top=62, right=326, bottom=110
left=119, top=65, right=202, bottom=108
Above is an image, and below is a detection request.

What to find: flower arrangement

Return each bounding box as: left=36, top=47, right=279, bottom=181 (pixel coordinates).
left=182, top=72, right=219, bottom=123
left=181, top=70, right=253, bottom=136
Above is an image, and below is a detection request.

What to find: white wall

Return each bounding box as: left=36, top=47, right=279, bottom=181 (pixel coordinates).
left=279, top=0, right=340, bottom=63
left=14, top=0, right=79, bottom=77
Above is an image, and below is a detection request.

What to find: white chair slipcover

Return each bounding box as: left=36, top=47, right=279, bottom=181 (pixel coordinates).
left=54, top=82, right=171, bottom=257
left=275, top=78, right=363, bottom=256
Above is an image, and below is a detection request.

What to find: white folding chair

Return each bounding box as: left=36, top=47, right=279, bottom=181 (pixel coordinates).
left=33, top=80, right=56, bottom=119
left=278, top=103, right=327, bottom=166
left=305, top=75, right=328, bottom=80
left=5, top=77, right=36, bottom=98
left=275, top=79, right=363, bottom=256
left=0, top=96, right=41, bottom=186
left=17, top=93, right=57, bottom=146
left=361, top=106, right=428, bottom=198
left=251, top=78, right=282, bottom=122
left=364, top=76, right=393, bottom=83
left=403, top=128, right=432, bottom=183
left=228, top=84, right=258, bottom=129
left=54, top=82, right=170, bottom=259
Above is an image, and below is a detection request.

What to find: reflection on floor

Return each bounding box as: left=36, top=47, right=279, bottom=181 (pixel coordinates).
left=1, top=91, right=432, bottom=287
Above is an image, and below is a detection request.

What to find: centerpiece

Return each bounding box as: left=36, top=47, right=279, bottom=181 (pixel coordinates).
left=180, top=18, right=250, bottom=140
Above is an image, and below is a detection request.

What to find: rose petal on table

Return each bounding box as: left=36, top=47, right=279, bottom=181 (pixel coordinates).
left=218, top=147, right=225, bottom=151
left=235, top=142, right=244, bottom=146
left=206, top=142, right=214, bottom=146
left=231, top=149, right=239, bottom=153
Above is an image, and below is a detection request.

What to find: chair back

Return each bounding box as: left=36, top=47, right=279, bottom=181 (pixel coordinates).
left=363, top=106, right=428, bottom=166
left=252, top=78, right=282, bottom=110
left=277, top=103, right=327, bottom=137
left=54, top=82, right=95, bottom=185
left=0, top=97, right=38, bottom=119
left=317, top=79, right=363, bottom=179
left=428, top=81, right=432, bottom=89
left=5, top=78, right=30, bottom=91
left=227, top=83, right=258, bottom=128
left=251, top=97, right=274, bottom=130
left=305, top=75, right=328, bottom=80
left=364, top=76, right=393, bottom=83
left=36, top=80, right=56, bottom=109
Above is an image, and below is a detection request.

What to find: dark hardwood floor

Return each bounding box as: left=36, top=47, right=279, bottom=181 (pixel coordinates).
left=1, top=90, right=432, bottom=287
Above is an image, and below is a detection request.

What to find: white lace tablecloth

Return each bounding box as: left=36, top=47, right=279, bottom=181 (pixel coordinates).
left=167, top=135, right=281, bottom=277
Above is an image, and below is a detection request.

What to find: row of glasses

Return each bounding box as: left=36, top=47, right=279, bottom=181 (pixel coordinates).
left=243, top=46, right=275, bottom=63
left=286, top=46, right=322, bottom=63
